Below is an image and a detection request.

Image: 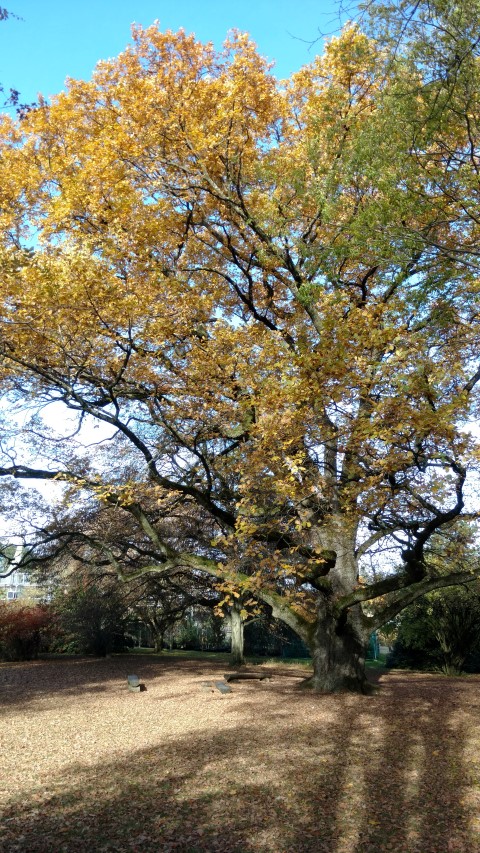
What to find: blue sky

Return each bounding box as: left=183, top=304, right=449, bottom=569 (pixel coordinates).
left=1, top=1, right=345, bottom=107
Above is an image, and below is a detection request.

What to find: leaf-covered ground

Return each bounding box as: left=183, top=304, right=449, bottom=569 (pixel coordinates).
left=1, top=656, right=479, bottom=852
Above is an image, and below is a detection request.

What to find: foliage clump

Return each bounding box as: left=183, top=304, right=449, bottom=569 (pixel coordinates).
left=0, top=603, right=52, bottom=660
left=388, top=584, right=480, bottom=675
left=51, top=583, right=132, bottom=656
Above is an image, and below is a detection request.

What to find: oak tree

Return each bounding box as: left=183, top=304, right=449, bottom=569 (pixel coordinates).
left=1, top=0, right=480, bottom=691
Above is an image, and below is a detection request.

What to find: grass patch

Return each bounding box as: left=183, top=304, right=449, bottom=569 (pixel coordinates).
left=366, top=658, right=388, bottom=669
left=125, top=648, right=313, bottom=666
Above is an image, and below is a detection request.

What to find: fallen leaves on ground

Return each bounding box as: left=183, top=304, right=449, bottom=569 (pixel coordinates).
left=0, top=656, right=479, bottom=852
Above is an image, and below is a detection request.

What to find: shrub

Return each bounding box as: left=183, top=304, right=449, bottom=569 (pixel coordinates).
left=52, top=583, right=131, bottom=656
left=0, top=603, right=52, bottom=661
left=388, top=585, right=480, bottom=675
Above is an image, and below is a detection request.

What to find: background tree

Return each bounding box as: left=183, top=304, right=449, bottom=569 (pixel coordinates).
left=129, top=571, right=223, bottom=652
left=385, top=523, right=480, bottom=674
left=244, top=614, right=310, bottom=659
left=171, top=606, right=228, bottom=652
left=51, top=576, right=131, bottom=656
left=1, top=0, right=480, bottom=691
left=388, top=583, right=480, bottom=675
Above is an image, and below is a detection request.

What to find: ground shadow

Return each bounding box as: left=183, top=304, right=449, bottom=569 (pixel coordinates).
left=0, top=653, right=315, bottom=712
left=0, top=663, right=478, bottom=852
left=0, top=654, right=247, bottom=709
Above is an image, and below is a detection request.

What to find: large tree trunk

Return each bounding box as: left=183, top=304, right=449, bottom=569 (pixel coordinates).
left=230, top=601, right=245, bottom=666
left=256, top=520, right=372, bottom=693
left=304, top=520, right=371, bottom=693
left=304, top=603, right=370, bottom=693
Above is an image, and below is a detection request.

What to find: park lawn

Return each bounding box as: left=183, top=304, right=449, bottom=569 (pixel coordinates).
left=128, top=648, right=316, bottom=666
left=0, top=655, right=479, bottom=853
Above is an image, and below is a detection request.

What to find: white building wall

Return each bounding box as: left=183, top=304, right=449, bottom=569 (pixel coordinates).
left=0, top=545, right=39, bottom=601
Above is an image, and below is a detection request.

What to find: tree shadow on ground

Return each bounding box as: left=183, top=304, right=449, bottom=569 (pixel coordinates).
left=1, top=668, right=478, bottom=852
left=0, top=654, right=242, bottom=709
left=0, top=654, right=311, bottom=711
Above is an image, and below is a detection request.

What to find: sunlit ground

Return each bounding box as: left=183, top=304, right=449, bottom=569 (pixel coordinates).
left=1, top=655, right=479, bottom=852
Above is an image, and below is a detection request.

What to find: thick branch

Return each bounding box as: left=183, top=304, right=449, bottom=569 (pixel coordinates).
left=365, top=569, right=480, bottom=630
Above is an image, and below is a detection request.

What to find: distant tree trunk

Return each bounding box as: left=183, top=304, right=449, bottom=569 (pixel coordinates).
left=230, top=601, right=245, bottom=666
left=153, top=631, right=164, bottom=653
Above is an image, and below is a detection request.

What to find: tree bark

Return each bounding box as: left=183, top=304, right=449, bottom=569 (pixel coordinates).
left=153, top=632, right=164, bottom=653
left=230, top=601, right=245, bottom=666
left=304, top=603, right=370, bottom=693
left=298, top=519, right=371, bottom=692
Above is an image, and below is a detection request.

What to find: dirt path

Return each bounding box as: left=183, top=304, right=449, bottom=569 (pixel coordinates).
left=1, top=655, right=479, bottom=852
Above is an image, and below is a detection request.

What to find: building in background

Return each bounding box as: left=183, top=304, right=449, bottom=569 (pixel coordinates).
left=0, top=544, right=42, bottom=602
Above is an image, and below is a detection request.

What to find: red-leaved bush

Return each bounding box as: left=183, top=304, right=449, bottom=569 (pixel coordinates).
left=0, top=604, right=53, bottom=661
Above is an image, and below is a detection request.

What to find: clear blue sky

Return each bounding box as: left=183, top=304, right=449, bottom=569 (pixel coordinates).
left=1, top=1, right=346, bottom=106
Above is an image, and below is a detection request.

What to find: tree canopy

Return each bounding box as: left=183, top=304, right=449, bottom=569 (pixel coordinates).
left=0, top=0, right=480, bottom=691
